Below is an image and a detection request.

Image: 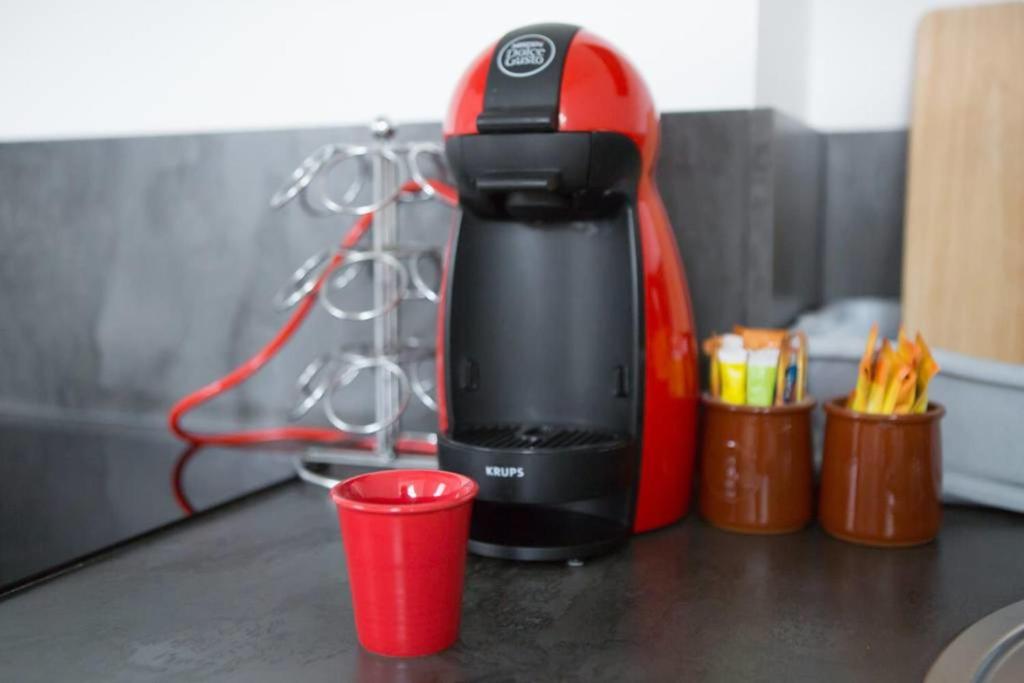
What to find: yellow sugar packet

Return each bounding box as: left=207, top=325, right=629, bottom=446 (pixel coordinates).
left=719, top=347, right=748, bottom=405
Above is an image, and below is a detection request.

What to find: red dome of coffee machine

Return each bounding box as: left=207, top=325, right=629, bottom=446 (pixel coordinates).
left=438, top=24, right=698, bottom=560
left=446, top=29, right=662, bottom=170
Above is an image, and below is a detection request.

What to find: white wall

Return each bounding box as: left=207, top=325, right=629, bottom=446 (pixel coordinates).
left=760, top=0, right=1000, bottom=131
left=804, top=0, right=1001, bottom=131
left=755, top=0, right=811, bottom=121
left=0, top=0, right=760, bottom=141
left=3, top=0, right=1002, bottom=140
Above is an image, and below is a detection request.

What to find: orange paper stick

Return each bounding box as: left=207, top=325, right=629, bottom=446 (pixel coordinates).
left=883, top=364, right=914, bottom=413
left=913, top=332, right=940, bottom=413
left=866, top=339, right=894, bottom=414
left=893, top=368, right=918, bottom=414
left=733, top=325, right=787, bottom=350
left=850, top=324, right=878, bottom=412
left=897, top=326, right=919, bottom=367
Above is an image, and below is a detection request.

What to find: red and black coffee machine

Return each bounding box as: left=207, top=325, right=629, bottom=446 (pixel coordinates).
left=437, top=24, right=699, bottom=560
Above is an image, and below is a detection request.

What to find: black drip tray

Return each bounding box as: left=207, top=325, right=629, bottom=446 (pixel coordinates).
left=468, top=500, right=630, bottom=561
left=453, top=424, right=623, bottom=451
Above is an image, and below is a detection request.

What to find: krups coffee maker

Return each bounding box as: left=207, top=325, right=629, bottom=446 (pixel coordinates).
left=437, top=24, right=699, bottom=560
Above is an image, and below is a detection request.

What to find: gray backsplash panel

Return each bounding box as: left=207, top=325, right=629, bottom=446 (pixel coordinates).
left=657, top=111, right=752, bottom=342
left=0, top=123, right=449, bottom=431
left=821, top=131, right=907, bottom=301
left=770, top=111, right=825, bottom=321
left=657, top=109, right=822, bottom=344
left=0, top=113, right=907, bottom=428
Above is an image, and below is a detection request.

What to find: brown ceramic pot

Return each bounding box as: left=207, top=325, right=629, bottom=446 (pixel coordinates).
left=819, top=397, right=945, bottom=547
left=699, top=394, right=815, bottom=534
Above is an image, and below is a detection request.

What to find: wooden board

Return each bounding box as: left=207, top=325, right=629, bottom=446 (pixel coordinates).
left=902, top=2, right=1024, bottom=363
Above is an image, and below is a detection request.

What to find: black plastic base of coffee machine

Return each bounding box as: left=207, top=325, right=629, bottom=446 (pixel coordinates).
left=438, top=430, right=637, bottom=561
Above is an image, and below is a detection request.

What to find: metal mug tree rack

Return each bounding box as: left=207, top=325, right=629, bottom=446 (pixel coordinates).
left=268, top=118, right=449, bottom=483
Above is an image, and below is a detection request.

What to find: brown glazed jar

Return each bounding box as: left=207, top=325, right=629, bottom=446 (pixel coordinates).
left=819, top=397, right=945, bottom=547
left=699, top=395, right=816, bottom=534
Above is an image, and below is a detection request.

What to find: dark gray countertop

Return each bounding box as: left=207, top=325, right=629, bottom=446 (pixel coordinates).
left=0, top=418, right=294, bottom=592
left=1, top=480, right=1022, bottom=682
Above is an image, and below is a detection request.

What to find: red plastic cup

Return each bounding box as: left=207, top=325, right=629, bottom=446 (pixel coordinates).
left=330, top=469, right=478, bottom=657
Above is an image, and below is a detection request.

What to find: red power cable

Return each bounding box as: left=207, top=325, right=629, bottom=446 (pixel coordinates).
left=167, top=179, right=457, bottom=455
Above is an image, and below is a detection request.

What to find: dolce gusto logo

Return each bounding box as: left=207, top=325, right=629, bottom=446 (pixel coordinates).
left=496, top=34, right=556, bottom=78
left=485, top=465, right=525, bottom=478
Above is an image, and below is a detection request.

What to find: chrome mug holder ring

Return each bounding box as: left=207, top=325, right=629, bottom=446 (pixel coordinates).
left=272, top=246, right=442, bottom=316
left=323, top=353, right=411, bottom=436
left=289, top=343, right=438, bottom=425
left=318, top=249, right=409, bottom=322
left=273, top=248, right=331, bottom=311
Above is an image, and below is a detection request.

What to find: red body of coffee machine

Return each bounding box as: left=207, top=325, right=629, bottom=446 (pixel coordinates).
left=436, top=24, right=698, bottom=560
